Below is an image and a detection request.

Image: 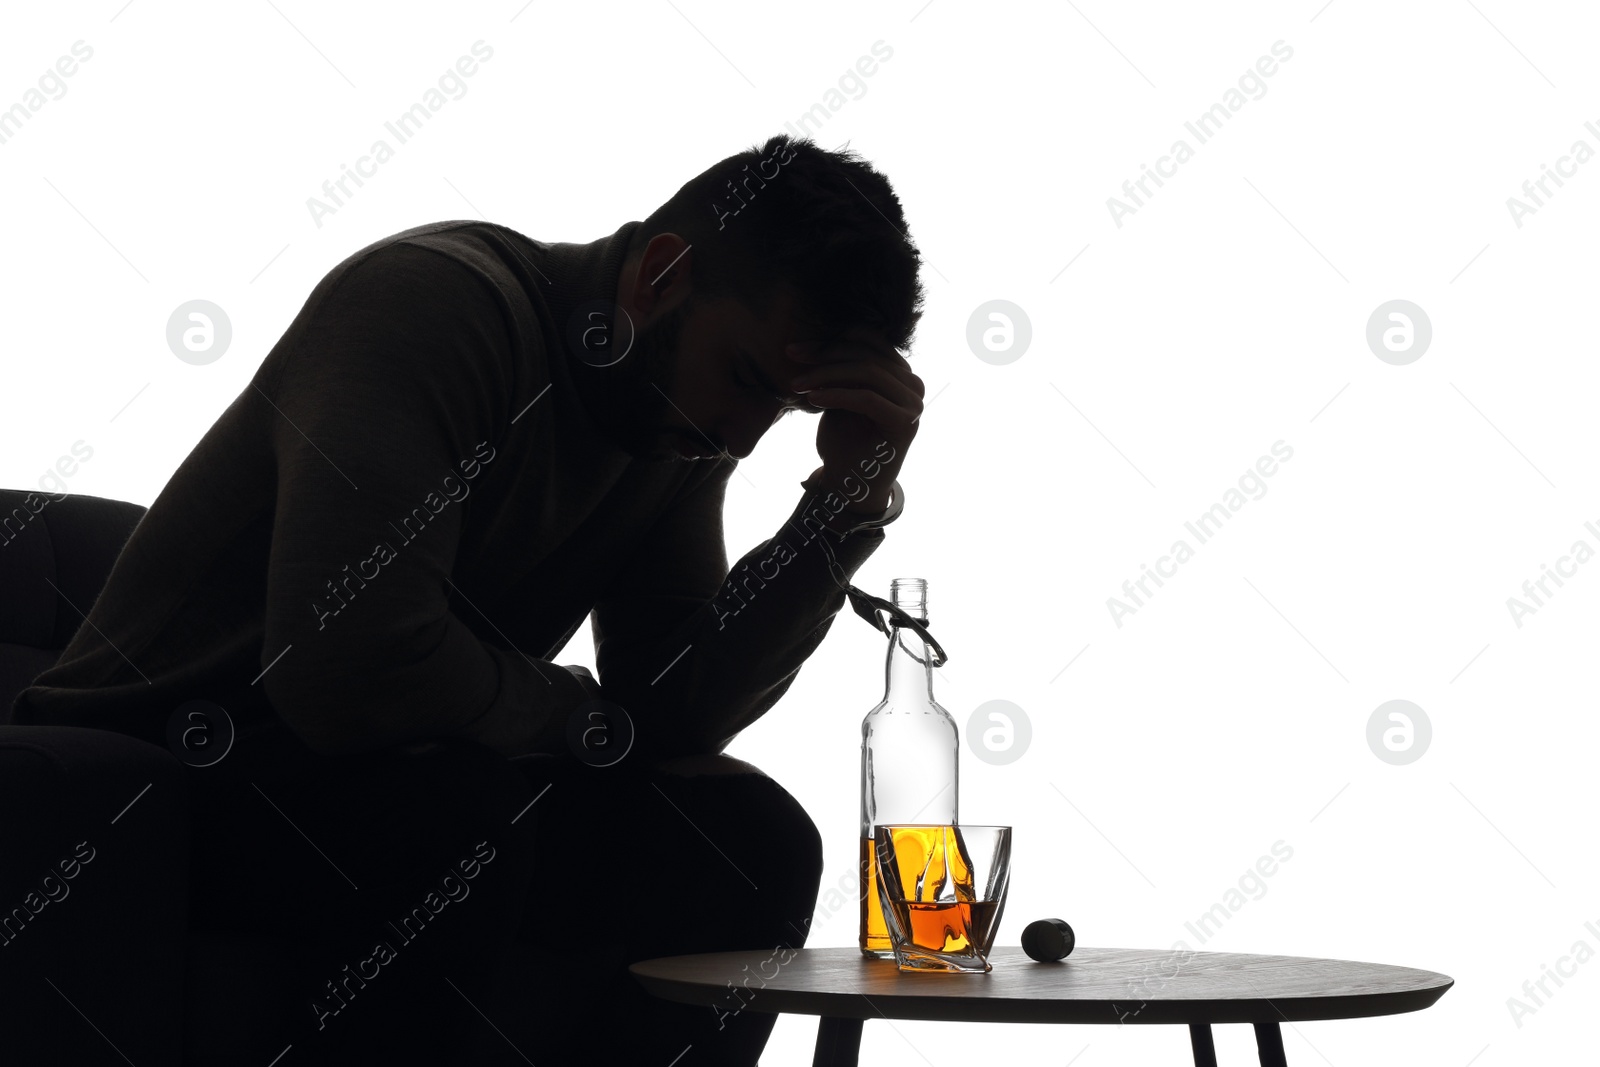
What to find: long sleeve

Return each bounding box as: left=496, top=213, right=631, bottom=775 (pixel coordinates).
left=590, top=457, right=887, bottom=762
left=256, top=242, right=591, bottom=757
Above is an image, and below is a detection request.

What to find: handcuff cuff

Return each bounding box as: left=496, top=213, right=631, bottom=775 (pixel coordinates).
left=803, top=478, right=949, bottom=669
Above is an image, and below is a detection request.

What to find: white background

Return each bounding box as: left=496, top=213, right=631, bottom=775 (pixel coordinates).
left=3, top=1, right=1597, bottom=1064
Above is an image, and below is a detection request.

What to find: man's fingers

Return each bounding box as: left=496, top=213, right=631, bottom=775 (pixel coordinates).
left=858, top=346, right=924, bottom=397
left=793, top=360, right=924, bottom=410
left=803, top=386, right=921, bottom=431
left=859, top=350, right=922, bottom=398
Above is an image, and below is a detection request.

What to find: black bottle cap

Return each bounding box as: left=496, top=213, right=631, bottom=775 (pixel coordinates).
left=1021, top=918, right=1075, bottom=962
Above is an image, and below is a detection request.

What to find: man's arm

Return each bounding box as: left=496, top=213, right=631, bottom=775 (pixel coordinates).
left=591, top=326, right=921, bottom=764
left=589, top=455, right=890, bottom=763
left=257, top=242, right=592, bottom=758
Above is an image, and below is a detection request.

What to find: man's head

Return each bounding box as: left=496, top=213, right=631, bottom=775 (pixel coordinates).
left=600, top=135, right=925, bottom=462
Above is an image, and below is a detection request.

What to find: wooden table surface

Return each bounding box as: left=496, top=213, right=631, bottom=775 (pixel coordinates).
left=630, top=945, right=1454, bottom=1026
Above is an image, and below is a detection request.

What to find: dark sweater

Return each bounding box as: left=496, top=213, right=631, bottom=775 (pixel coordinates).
left=9, top=219, right=886, bottom=764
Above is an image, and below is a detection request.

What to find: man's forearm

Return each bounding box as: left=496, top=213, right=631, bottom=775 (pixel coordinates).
left=600, top=488, right=889, bottom=757
left=819, top=484, right=897, bottom=535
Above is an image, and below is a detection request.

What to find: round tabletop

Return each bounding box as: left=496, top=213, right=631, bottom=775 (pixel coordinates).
left=629, top=946, right=1453, bottom=1026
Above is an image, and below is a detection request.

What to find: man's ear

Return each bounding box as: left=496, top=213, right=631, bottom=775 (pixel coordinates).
left=632, top=234, right=694, bottom=314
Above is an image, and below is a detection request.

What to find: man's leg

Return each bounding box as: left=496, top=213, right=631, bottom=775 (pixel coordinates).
left=185, top=731, right=542, bottom=1066
left=470, top=753, right=826, bottom=1066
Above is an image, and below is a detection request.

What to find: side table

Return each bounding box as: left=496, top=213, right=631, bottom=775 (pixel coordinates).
left=630, top=945, right=1453, bottom=1066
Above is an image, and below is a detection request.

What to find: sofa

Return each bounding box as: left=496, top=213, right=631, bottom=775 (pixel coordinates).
left=0, top=487, right=814, bottom=1064
left=0, top=488, right=193, bottom=1062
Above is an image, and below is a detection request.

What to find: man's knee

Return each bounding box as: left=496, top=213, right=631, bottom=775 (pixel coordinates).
left=760, top=774, right=823, bottom=888
left=665, top=767, right=823, bottom=892
left=654, top=751, right=765, bottom=778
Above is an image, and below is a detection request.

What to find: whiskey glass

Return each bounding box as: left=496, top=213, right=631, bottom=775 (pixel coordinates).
left=872, top=824, right=1011, bottom=973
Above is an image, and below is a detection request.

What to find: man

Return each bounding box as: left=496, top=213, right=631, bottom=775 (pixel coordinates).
left=10, top=133, right=925, bottom=1064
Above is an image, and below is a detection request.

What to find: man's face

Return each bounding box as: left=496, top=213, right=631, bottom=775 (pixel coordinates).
left=607, top=274, right=825, bottom=463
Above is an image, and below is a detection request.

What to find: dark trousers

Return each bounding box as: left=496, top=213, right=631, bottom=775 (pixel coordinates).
left=185, top=730, right=824, bottom=1066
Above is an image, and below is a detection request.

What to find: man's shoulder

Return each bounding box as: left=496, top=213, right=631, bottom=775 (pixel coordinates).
left=296, top=220, right=550, bottom=332
left=329, top=219, right=543, bottom=290
left=266, top=221, right=550, bottom=395
left=386, top=218, right=546, bottom=266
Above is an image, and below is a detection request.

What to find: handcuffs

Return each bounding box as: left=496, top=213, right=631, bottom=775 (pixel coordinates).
left=804, top=478, right=949, bottom=668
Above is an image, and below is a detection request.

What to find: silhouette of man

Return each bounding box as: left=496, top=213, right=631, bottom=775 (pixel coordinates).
left=11, top=133, right=925, bottom=1066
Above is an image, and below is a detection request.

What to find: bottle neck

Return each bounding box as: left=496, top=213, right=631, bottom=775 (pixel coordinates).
left=883, top=622, right=936, bottom=703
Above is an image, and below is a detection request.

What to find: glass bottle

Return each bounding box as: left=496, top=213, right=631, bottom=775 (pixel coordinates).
left=859, top=577, right=960, bottom=958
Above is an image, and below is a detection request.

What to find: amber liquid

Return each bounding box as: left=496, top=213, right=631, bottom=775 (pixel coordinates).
left=859, top=837, right=893, bottom=956
left=894, top=899, right=1000, bottom=955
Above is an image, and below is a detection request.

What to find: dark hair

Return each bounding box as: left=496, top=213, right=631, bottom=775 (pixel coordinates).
left=632, top=134, right=925, bottom=353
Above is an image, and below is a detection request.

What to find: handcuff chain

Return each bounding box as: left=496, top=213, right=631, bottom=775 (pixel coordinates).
left=809, top=482, right=948, bottom=667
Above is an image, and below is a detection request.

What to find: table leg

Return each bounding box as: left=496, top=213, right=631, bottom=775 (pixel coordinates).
left=812, top=1017, right=864, bottom=1067
left=1188, top=1023, right=1218, bottom=1067
left=1253, top=1021, right=1288, bottom=1067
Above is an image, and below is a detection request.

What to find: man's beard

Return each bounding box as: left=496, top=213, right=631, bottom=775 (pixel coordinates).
left=603, top=297, right=698, bottom=461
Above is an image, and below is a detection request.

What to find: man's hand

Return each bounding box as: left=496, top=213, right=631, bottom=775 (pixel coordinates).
left=788, top=327, right=924, bottom=516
